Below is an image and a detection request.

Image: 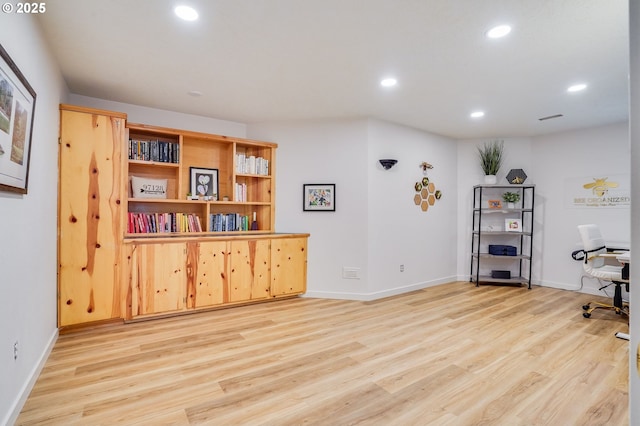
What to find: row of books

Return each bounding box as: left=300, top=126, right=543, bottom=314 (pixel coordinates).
left=235, top=182, right=247, bottom=202
left=210, top=213, right=253, bottom=232
left=236, top=153, right=269, bottom=175
left=127, top=212, right=203, bottom=234
left=128, top=138, right=180, bottom=163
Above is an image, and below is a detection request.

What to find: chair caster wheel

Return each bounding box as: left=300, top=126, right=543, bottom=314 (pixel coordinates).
left=582, top=305, right=590, bottom=310
left=583, top=312, right=591, bottom=318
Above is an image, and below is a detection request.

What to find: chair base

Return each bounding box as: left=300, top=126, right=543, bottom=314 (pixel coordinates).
left=581, top=281, right=629, bottom=318
left=582, top=302, right=629, bottom=318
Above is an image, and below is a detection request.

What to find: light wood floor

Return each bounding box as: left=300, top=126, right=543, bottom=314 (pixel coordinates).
left=18, top=282, right=629, bottom=425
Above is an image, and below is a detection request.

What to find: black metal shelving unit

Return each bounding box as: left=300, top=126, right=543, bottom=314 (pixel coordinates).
left=470, top=184, right=535, bottom=289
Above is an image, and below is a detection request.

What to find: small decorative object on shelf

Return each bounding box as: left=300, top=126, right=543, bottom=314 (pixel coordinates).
left=505, top=218, right=522, bottom=232
left=251, top=211, right=258, bottom=230
left=477, top=140, right=503, bottom=184
left=487, top=199, right=502, bottom=209
left=190, top=167, right=219, bottom=199
left=502, top=191, right=520, bottom=208
left=506, top=168, right=527, bottom=184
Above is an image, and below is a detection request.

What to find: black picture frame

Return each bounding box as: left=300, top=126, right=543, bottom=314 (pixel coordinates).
left=303, top=183, right=335, bottom=211
left=190, top=167, right=219, bottom=199
left=0, top=43, right=37, bottom=194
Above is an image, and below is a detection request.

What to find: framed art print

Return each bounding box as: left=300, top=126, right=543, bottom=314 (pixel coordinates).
left=303, top=183, right=335, bottom=211
left=505, top=218, right=522, bottom=232
left=190, top=167, right=219, bottom=199
left=0, top=43, right=37, bottom=194
left=487, top=199, right=502, bottom=209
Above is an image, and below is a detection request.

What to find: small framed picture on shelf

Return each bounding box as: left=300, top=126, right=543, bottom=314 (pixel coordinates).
left=505, top=218, right=522, bottom=232
left=190, top=167, right=219, bottom=199
left=303, top=183, right=335, bottom=211
left=487, top=199, right=502, bottom=209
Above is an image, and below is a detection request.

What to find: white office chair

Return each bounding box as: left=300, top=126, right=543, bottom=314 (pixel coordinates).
left=577, top=224, right=629, bottom=318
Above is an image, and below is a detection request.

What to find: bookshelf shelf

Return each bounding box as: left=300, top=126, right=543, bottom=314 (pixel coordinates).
left=126, top=122, right=276, bottom=234
left=469, top=184, right=535, bottom=289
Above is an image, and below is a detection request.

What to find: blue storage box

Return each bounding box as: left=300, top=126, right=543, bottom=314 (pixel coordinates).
left=488, top=245, right=517, bottom=256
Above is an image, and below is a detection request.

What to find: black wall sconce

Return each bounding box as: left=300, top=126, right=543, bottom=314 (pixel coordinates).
left=379, top=159, right=398, bottom=170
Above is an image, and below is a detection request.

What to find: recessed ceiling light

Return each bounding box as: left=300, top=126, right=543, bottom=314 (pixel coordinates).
left=486, top=25, right=511, bottom=39
left=175, top=5, right=198, bottom=21
left=567, top=83, right=587, bottom=92
left=470, top=111, right=485, bottom=118
left=380, top=78, right=397, bottom=87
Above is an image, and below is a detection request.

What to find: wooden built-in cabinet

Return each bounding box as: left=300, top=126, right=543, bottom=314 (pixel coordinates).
left=124, top=235, right=306, bottom=320
left=126, top=241, right=187, bottom=317
left=59, top=104, right=308, bottom=327
left=271, top=237, right=308, bottom=297
left=58, top=105, right=126, bottom=327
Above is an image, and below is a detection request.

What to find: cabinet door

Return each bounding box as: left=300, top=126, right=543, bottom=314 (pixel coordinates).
left=127, top=243, right=186, bottom=317
left=186, top=241, right=229, bottom=308
left=58, top=109, right=125, bottom=326
left=229, top=239, right=270, bottom=302
left=271, top=237, right=307, bottom=297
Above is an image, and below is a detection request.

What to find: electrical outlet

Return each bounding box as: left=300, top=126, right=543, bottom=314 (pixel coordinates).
left=400, top=264, right=404, bottom=272
left=14, top=341, right=18, bottom=361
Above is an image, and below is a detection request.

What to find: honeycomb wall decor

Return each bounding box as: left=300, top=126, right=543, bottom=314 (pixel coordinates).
left=414, top=162, right=442, bottom=212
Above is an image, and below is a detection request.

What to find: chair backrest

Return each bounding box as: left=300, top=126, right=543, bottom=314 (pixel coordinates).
left=577, top=224, right=607, bottom=268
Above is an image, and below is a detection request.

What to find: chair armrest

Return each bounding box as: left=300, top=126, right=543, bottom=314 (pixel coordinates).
left=597, top=253, right=625, bottom=259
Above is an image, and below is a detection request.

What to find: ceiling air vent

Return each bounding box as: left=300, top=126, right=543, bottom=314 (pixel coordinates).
left=538, top=114, right=564, bottom=121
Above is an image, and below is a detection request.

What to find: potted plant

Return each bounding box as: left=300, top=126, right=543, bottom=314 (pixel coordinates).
left=502, top=191, right=520, bottom=208
left=477, top=140, right=504, bottom=184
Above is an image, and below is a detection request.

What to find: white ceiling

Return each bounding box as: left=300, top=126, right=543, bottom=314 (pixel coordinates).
left=36, top=0, right=629, bottom=139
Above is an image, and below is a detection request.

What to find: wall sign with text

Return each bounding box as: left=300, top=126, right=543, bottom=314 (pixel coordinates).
left=564, top=174, right=630, bottom=209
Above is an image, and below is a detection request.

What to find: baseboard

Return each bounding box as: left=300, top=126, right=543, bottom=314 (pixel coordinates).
left=303, top=276, right=457, bottom=301
left=5, top=328, right=58, bottom=426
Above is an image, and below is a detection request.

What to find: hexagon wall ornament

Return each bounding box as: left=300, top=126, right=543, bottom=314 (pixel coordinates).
left=412, top=165, right=442, bottom=213
left=506, top=169, right=527, bottom=184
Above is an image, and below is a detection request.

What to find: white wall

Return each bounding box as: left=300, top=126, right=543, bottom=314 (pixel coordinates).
left=530, top=123, right=630, bottom=295
left=68, top=94, right=247, bottom=138
left=0, top=14, right=68, bottom=425
left=367, top=120, right=458, bottom=296
left=248, top=119, right=459, bottom=300
left=248, top=119, right=371, bottom=298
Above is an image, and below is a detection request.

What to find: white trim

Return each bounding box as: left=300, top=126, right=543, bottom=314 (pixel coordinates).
left=304, top=276, right=457, bottom=301
left=5, top=329, right=58, bottom=426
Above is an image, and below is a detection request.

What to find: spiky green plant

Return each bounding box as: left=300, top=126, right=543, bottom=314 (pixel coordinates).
left=477, top=140, right=504, bottom=175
